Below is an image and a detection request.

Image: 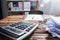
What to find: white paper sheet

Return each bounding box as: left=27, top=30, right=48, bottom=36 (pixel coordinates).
left=25, top=15, right=43, bottom=21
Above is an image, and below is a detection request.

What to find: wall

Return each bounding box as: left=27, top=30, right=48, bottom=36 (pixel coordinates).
left=49, top=0, right=60, bottom=15
left=40, top=0, right=60, bottom=15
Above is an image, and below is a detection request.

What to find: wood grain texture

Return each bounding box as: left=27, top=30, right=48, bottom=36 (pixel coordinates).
left=0, top=15, right=60, bottom=40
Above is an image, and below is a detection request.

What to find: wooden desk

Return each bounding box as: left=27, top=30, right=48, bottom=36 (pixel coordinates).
left=0, top=15, right=60, bottom=40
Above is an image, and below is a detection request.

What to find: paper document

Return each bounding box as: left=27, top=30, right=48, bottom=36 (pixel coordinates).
left=25, top=15, right=43, bottom=21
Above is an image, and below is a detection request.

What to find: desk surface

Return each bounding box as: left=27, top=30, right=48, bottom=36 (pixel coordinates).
left=0, top=15, right=60, bottom=40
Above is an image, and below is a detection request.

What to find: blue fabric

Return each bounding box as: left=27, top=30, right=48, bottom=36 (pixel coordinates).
left=47, top=18, right=60, bottom=38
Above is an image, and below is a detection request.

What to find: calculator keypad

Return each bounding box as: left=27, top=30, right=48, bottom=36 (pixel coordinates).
left=5, top=27, right=22, bottom=34
left=26, top=25, right=35, bottom=32
left=15, top=25, right=28, bottom=30
left=0, top=22, right=37, bottom=38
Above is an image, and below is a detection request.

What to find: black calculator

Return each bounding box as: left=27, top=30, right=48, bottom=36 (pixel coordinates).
left=0, top=22, right=38, bottom=40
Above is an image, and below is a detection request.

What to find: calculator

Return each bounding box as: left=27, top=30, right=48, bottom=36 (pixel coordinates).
left=0, top=22, right=38, bottom=40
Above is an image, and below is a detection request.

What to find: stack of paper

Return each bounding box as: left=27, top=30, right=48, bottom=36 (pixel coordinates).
left=46, top=16, right=60, bottom=38
left=25, top=15, right=43, bottom=21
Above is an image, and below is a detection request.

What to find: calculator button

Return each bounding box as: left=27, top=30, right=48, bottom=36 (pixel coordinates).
left=30, top=25, right=35, bottom=28
left=26, top=28, right=31, bottom=32
left=9, top=24, right=16, bottom=27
